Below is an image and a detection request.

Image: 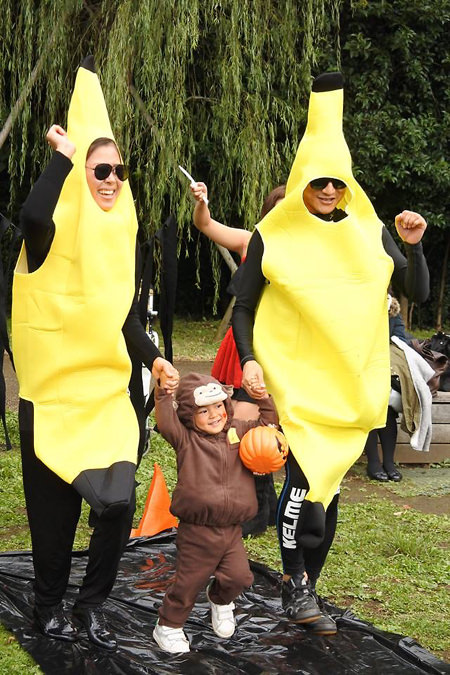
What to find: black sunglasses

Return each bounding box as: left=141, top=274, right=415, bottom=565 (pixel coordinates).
left=86, top=163, right=128, bottom=182
left=309, top=177, right=346, bottom=190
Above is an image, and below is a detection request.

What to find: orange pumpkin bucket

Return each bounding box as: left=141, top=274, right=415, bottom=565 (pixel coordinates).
left=239, top=426, right=289, bottom=474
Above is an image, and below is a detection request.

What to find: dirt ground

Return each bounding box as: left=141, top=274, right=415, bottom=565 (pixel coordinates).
left=3, top=356, right=450, bottom=514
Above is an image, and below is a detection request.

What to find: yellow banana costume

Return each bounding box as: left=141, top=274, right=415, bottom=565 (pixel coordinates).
left=12, top=58, right=139, bottom=516
left=253, top=74, right=393, bottom=522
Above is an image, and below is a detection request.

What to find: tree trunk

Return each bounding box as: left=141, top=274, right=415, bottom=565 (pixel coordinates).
left=215, top=296, right=235, bottom=341
left=408, top=301, right=416, bottom=331
left=436, top=231, right=450, bottom=331
left=399, top=293, right=409, bottom=329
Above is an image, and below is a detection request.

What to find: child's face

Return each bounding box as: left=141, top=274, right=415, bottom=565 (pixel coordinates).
left=194, top=401, right=227, bottom=434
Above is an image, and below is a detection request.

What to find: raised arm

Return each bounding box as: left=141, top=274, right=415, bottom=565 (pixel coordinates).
left=154, top=384, right=186, bottom=448
left=191, top=182, right=251, bottom=258
left=256, top=395, right=279, bottom=427
left=20, top=126, right=76, bottom=271
left=382, top=213, right=430, bottom=303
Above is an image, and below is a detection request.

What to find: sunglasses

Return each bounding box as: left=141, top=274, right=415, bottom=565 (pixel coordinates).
left=309, top=177, right=346, bottom=190
left=86, top=163, right=128, bottom=182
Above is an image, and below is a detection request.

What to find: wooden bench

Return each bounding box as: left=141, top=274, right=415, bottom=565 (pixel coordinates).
left=390, top=391, right=450, bottom=464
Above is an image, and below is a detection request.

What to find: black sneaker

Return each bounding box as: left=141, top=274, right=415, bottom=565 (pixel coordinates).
left=304, top=613, right=337, bottom=635
left=281, top=574, right=321, bottom=623
left=304, top=590, right=337, bottom=635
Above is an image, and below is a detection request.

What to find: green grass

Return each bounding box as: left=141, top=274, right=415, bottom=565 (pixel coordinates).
left=412, top=328, right=447, bottom=339
left=0, top=625, right=41, bottom=674
left=171, top=317, right=222, bottom=360
left=322, top=497, right=449, bottom=656
left=0, top=318, right=449, bottom=667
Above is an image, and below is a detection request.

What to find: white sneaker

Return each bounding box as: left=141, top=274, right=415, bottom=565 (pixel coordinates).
left=206, top=584, right=236, bottom=638
left=153, top=621, right=190, bottom=653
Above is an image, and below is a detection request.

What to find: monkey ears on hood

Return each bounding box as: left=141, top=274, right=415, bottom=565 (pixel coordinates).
left=175, top=372, right=234, bottom=431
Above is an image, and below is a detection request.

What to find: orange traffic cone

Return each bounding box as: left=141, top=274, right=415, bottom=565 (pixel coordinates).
left=130, top=463, right=178, bottom=538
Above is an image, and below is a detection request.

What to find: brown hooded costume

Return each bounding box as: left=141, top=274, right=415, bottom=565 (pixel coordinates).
left=155, top=372, right=278, bottom=628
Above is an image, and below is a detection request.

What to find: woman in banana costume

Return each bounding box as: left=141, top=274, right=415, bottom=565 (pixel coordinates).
left=232, top=72, right=429, bottom=631
left=12, top=57, right=178, bottom=649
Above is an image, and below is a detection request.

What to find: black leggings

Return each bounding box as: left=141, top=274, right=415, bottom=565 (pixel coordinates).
left=19, top=399, right=135, bottom=608
left=365, top=405, right=398, bottom=474
left=276, top=451, right=339, bottom=583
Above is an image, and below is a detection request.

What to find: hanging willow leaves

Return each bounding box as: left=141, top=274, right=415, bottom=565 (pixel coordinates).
left=99, top=0, right=337, bottom=306
left=1, top=0, right=335, bottom=309
left=0, top=1, right=447, bottom=324
left=0, top=0, right=91, bottom=208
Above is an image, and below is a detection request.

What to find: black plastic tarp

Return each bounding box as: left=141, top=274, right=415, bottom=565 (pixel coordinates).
left=0, top=531, right=448, bottom=674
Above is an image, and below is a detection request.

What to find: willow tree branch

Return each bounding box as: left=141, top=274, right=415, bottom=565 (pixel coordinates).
left=129, top=80, right=237, bottom=276
left=0, top=59, right=42, bottom=150
left=0, top=23, right=62, bottom=151
left=184, top=95, right=217, bottom=104
left=128, top=81, right=163, bottom=146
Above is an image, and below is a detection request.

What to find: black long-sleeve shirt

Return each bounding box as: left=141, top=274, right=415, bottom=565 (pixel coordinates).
left=20, top=151, right=161, bottom=371
left=232, top=214, right=430, bottom=366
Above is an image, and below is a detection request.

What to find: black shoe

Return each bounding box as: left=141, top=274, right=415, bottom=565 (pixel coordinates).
left=281, top=574, right=321, bottom=623
left=34, top=603, right=78, bottom=642
left=73, top=605, right=117, bottom=651
left=304, top=590, right=337, bottom=635
left=367, top=469, right=389, bottom=482
left=385, top=467, right=402, bottom=482
left=304, top=612, right=337, bottom=635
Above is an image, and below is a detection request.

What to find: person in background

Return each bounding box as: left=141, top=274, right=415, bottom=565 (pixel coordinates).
left=190, top=181, right=284, bottom=536
left=365, top=294, right=409, bottom=482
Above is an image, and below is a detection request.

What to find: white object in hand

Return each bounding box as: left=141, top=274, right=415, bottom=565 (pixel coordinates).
left=178, top=165, right=209, bottom=205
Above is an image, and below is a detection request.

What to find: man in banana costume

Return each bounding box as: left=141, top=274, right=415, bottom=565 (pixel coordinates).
left=233, top=72, right=429, bottom=633
left=12, top=57, right=178, bottom=649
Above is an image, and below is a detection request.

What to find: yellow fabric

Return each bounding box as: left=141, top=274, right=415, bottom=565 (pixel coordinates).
left=12, top=65, right=139, bottom=483
left=254, top=84, right=393, bottom=508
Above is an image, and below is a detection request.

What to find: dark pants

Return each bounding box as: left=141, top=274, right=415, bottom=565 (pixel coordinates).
left=365, top=405, right=399, bottom=474
left=19, top=399, right=135, bottom=608
left=276, top=452, right=339, bottom=582
left=159, top=521, right=253, bottom=628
